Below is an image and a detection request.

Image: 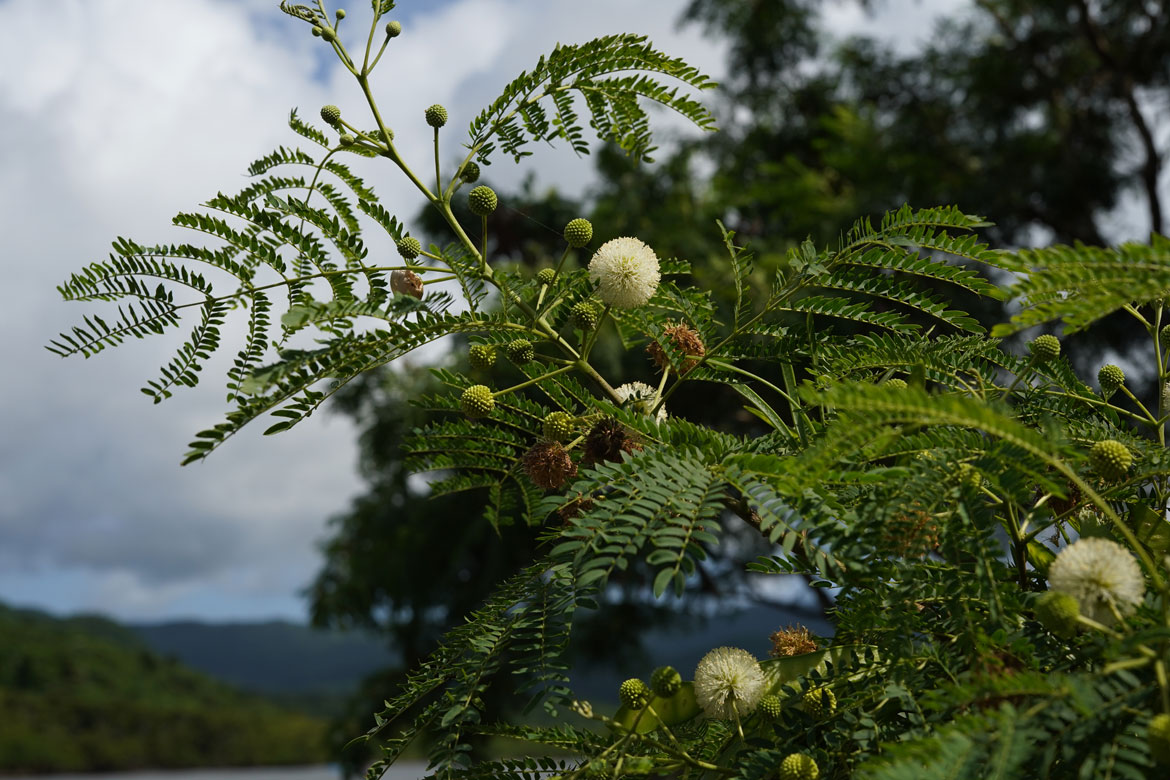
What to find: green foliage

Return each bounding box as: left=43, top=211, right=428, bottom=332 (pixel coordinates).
left=0, top=604, right=327, bottom=772
left=52, top=2, right=1170, bottom=778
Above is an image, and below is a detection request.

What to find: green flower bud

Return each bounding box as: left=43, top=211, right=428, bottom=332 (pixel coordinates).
left=385, top=20, right=402, bottom=37
left=335, top=8, right=346, bottom=19
left=320, top=104, right=341, bottom=125
left=468, top=185, right=498, bottom=216
left=460, top=161, right=481, bottom=183
left=1149, top=713, right=1170, bottom=766
left=536, top=268, right=556, bottom=286
left=757, top=694, right=782, bottom=720
left=542, top=411, right=575, bottom=442
left=570, top=301, right=600, bottom=331
left=1098, top=364, right=1125, bottom=399
left=779, top=753, right=819, bottom=780
left=311, top=26, right=323, bottom=37
left=320, top=26, right=337, bottom=42
left=1029, top=334, right=1060, bottom=363
left=1034, top=591, right=1080, bottom=639
left=504, top=339, right=534, bottom=364
left=424, top=104, right=448, bottom=128
left=460, top=385, right=494, bottom=418
left=395, top=236, right=422, bottom=260
left=618, top=678, right=650, bottom=710
left=650, top=665, right=682, bottom=698
left=1089, top=439, right=1133, bottom=481
left=339, top=133, right=355, bottom=146
left=563, top=218, right=593, bottom=248
left=801, top=686, right=836, bottom=718
left=468, top=344, right=496, bottom=371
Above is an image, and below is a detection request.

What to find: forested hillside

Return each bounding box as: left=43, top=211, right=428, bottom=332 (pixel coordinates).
left=0, top=604, right=328, bottom=772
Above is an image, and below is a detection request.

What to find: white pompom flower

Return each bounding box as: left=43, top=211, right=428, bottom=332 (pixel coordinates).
left=588, top=236, right=660, bottom=309
left=693, top=646, right=765, bottom=720
left=614, top=381, right=667, bottom=422
left=1048, top=537, right=1145, bottom=625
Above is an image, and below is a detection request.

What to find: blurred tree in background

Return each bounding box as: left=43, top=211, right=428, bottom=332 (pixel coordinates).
left=307, top=0, right=1170, bottom=764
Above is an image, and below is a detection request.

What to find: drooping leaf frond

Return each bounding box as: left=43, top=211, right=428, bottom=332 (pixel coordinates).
left=467, top=34, right=717, bottom=165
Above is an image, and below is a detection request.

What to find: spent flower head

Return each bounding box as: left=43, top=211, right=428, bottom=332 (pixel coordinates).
left=1048, top=537, right=1144, bottom=625
left=693, top=646, right=765, bottom=720
left=588, top=237, right=660, bottom=309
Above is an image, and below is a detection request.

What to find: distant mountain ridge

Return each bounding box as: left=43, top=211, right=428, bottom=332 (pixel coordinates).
left=129, top=619, right=396, bottom=696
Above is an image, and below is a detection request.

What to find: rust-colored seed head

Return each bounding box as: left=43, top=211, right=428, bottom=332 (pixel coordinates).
left=523, top=441, right=577, bottom=490
left=582, top=417, right=641, bottom=465
left=646, top=323, right=705, bottom=373
left=770, top=624, right=818, bottom=657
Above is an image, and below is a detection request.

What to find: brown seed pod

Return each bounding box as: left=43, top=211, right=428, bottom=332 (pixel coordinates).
left=582, top=417, right=642, bottom=465
left=646, top=323, right=705, bottom=373
left=523, top=440, right=577, bottom=490
left=390, top=269, right=424, bottom=299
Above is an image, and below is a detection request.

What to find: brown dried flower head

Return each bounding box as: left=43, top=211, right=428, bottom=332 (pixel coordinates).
left=646, top=323, right=705, bottom=373
left=770, top=624, right=818, bottom=658
left=390, top=269, right=424, bottom=299
left=523, top=440, right=577, bottom=490
left=582, top=417, right=642, bottom=465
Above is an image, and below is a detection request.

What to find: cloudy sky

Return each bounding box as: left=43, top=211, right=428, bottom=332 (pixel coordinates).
left=0, top=0, right=960, bottom=624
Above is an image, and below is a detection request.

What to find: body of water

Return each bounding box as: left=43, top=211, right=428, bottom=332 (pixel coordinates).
left=2, top=764, right=429, bottom=780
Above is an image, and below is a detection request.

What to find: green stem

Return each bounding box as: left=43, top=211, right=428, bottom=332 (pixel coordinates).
left=1000, top=355, right=1037, bottom=400
left=1120, top=384, right=1158, bottom=424
left=579, top=303, right=611, bottom=362
left=494, top=363, right=575, bottom=397
left=433, top=126, right=442, bottom=198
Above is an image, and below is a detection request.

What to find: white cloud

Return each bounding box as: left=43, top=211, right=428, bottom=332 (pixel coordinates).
left=0, top=0, right=975, bottom=623
left=0, top=0, right=723, bottom=622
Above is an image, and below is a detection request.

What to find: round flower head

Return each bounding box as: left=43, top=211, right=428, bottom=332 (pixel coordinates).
left=460, top=385, right=494, bottom=418
left=614, top=381, right=667, bottom=422
left=618, top=678, right=650, bottom=710
left=693, top=646, right=765, bottom=720
left=779, top=753, right=819, bottom=780
left=588, top=237, right=660, bottom=309
left=1029, top=334, right=1060, bottom=362
left=563, top=218, right=593, bottom=248
left=320, top=104, right=341, bottom=125
left=1098, top=364, right=1125, bottom=398
left=650, top=666, right=682, bottom=698
left=424, top=104, right=448, bottom=128
left=468, top=343, right=496, bottom=370
left=396, top=236, right=422, bottom=260
left=460, top=161, right=481, bottom=183
left=468, top=185, right=497, bottom=216
left=1048, top=537, right=1144, bottom=625
left=1089, top=439, right=1133, bottom=481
